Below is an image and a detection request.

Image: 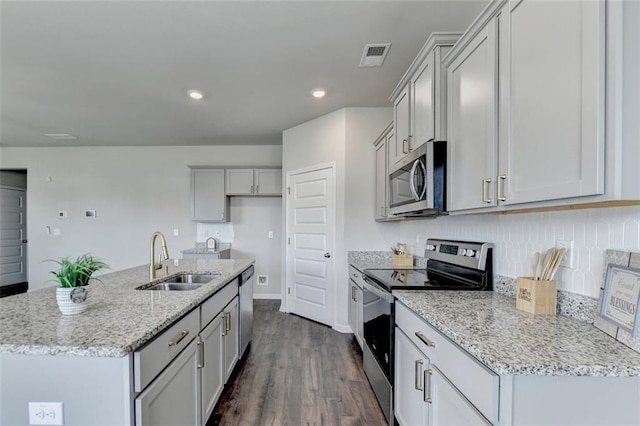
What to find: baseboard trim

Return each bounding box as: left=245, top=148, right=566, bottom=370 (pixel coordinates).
left=253, top=294, right=281, bottom=300
left=333, top=323, right=353, bottom=334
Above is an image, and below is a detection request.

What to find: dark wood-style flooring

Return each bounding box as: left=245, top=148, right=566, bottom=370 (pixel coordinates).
left=212, top=300, right=387, bottom=426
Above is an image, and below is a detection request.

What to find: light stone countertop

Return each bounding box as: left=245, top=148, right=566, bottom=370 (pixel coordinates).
left=394, top=290, right=640, bottom=377
left=0, top=258, right=253, bottom=358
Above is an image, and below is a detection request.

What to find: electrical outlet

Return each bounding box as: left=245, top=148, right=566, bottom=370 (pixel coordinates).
left=173, top=228, right=179, bottom=236
left=28, top=402, right=63, bottom=425
left=555, top=240, right=574, bottom=269
left=268, top=231, right=274, bottom=239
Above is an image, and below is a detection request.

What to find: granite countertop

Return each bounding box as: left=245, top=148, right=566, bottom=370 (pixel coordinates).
left=181, top=243, right=231, bottom=255
left=394, top=290, right=640, bottom=377
left=0, top=258, right=253, bottom=358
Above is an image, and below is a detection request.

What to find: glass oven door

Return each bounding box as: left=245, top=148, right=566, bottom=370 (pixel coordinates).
left=362, top=276, right=395, bottom=380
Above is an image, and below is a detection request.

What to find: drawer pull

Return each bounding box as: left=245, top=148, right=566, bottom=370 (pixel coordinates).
left=423, top=369, right=433, bottom=403
left=414, top=359, right=424, bottom=391
left=168, top=330, right=190, bottom=347
left=415, top=331, right=436, bottom=348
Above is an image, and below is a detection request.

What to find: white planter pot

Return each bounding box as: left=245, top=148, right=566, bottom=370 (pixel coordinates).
left=56, top=287, right=89, bottom=315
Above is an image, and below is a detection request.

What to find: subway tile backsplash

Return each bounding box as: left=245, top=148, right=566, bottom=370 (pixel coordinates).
left=403, top=205, right=640, bottom=298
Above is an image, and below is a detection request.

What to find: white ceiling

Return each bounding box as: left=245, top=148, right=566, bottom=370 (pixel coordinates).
left=0, top=0, right=487, bottom=147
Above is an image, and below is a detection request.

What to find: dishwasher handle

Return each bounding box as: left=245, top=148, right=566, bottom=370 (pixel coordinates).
left=241, top=265, right=255, bottom=284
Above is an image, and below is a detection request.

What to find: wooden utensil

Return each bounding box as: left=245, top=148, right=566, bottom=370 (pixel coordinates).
left=547, top=248, right=566, bottom=281
left=531, top=252, right=541, bottom=279
left=540, top=248, right=556, bottom=281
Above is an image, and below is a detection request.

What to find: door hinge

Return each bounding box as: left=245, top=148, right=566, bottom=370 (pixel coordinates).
left=288, top=288, right=291, bottom=295
left=288, top=237, right=291, bottom=245
left=287, top=186, right=291, bottom=195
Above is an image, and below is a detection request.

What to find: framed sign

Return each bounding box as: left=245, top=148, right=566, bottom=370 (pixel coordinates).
left=600, top=264, right=640, bottom=336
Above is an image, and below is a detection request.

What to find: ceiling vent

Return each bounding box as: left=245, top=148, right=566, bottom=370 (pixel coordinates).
left=44, top=133, right=78, bottom=140
left=359, top=43, right=391, bottom=67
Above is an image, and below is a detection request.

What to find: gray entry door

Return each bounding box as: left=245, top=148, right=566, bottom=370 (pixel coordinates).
left=0, top=188, right=27, bottom=286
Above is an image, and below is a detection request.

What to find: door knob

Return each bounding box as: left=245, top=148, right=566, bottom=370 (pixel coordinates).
left=324, top=253, right=331, bottom=258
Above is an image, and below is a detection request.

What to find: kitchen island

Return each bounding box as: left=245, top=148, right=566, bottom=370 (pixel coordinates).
left=0, top=258, right=253, bottom=425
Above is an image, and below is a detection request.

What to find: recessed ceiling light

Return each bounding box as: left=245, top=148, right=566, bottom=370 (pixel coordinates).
left=311, top=88, right=326, bottom=99
left=188, top=90, right=204, bottom=100
left=44, top=133, right=78, bottom=140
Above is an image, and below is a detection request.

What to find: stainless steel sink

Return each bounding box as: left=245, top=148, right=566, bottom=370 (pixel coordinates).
left=135, top=272, right=221, bottom=291
left=144, top=283, right=203, bottom=291
left=167, top=273, right=220, bottom=284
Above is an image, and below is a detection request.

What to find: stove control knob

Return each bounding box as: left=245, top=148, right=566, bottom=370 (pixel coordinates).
left=425, top=244, right=436, bottom=251
left=459, top=248, right=467, bottom=256
left=465, top=249, right=476, bottom=257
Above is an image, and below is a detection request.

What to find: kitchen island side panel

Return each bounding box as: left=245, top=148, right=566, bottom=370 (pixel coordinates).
left=0, top=353, right=133, bottom=425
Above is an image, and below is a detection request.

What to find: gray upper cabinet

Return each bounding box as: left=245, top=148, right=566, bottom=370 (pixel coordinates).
left=389, top=33, right=462, bottom=168
left=498, top=0, right=605, bottom=205
left=191, top=169, right=229, bottom=222
left=225, top=169, right=254, bottom=195
left=225, top=168, right=282, bottom=196
left=445, top=0, right=609, bottom=213
left=374, top=123, right=393, bottom=221
left=446, top=23, right=498, bottom=212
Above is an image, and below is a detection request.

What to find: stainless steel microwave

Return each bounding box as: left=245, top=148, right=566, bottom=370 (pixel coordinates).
left=388, top=140, right=446, bottom=217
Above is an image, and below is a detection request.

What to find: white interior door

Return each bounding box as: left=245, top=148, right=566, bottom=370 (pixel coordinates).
left=286, top=165, right=335, bottom=326
left=0, top=188, right=27, bottom=287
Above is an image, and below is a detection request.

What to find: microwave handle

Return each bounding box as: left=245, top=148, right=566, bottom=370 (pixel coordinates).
left=417, top=159, right=427, bottom=200
left=409, top=159, right=420, bottom=201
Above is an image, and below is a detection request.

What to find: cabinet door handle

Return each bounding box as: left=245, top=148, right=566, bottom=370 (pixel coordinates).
left=222, top=314, right=227, bottom=337
left=351, top=286, right=355, bottom=301
left=251, top=185, right=254, bottom=194
left=225, top=312, right=231, bottom=333
left=415, top=331, right=436, bottom=348
left=353, top=288, right=357, bottom=303
left=197, top=339, right=205, bottom=368
left=482, top=178, right=492, bottom=203
left=168, top=330, right=190, bottom=347
left=380, top=206, right=384, bottom=217
left=407, top=135, right=412, bottom=152
left=220, top=212, right=224, bottom=220
left=498, top=174, right=507, bottom=202
left=414, top=359, right=424, bottom=391
left=423, top=369, right=433, bottom=403
left=256, top=185, right=259, bottom=194
left=402, top=138, right=408, bottom=154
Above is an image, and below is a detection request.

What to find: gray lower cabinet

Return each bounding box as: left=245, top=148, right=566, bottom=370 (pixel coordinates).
left=135, top=282, right=240, bottom=425
left=223, top=297, right=239, bottom=381
left=135, top=338, right=201, bottom=426
left=200, top=313, right=224, bottom=422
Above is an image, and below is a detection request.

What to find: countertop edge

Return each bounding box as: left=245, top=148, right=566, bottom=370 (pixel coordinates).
left=0, top=260, right=254, bottom=358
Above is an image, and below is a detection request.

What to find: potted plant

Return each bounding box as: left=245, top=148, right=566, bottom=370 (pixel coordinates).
left=50, top=254, right=108, bottom=315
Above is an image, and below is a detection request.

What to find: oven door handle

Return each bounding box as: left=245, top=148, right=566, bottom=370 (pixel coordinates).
left=362, top=276, right=395, bottom=302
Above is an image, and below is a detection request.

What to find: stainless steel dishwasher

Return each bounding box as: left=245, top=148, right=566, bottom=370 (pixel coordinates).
left=239, top=265, right=254, bottom=358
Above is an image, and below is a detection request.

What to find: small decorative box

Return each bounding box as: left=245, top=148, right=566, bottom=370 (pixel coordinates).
left=516, top=277, right=557, bottom=315
left=392, top=243, right=413, bottom=268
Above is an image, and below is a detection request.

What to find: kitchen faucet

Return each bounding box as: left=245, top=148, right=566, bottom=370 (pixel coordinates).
left=149, top=231, right=170, bottom=281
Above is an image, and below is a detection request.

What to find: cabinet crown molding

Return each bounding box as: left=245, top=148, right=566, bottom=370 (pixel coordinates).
left=442, top=0, right=508, bottom=67
left=389, top=32, right=463, bottom=101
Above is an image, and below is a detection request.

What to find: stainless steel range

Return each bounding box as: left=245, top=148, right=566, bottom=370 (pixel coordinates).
left=360, top=239, right=493, bottom=424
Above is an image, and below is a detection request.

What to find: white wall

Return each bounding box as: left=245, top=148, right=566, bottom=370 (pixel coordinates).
left=228, top=197, right=282, bottom=298
left=282, top=107, right=393, bottom=330
left=0, top=145, right=282, bottom=289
